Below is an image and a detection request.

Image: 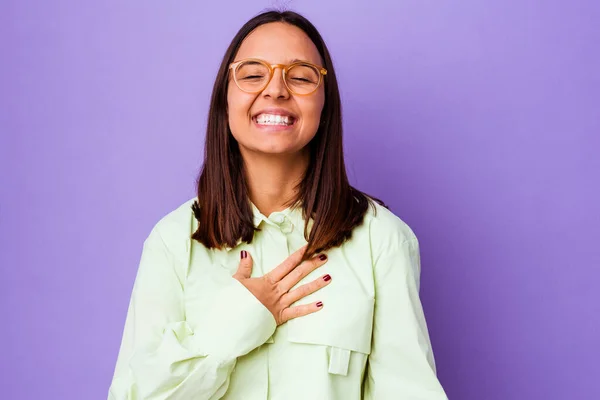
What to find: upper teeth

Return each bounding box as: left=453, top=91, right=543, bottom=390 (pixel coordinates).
left=256, top=114, right=293, bottom=125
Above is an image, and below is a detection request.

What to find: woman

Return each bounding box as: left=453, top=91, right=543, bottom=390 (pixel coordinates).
left=108, top=10, right=448, bottom=400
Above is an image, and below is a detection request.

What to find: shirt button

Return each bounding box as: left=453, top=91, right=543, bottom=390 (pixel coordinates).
left=273, top=215, right=285, bottom=224
left=280, top=222, right=294, bottom=234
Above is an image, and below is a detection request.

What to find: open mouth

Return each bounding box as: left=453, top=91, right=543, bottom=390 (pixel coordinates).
left=253, top=113, right=297, bottom=127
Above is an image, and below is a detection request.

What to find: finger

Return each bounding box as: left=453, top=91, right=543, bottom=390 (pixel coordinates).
left=233, top=250, right=253, bottom=280
left=278, top=253, right=327, bottom=292
left=282, top=274, right=331, bottom=306
left=280, top=301, right=324, bottom=323
left=267, top=244, right=308, bottom=282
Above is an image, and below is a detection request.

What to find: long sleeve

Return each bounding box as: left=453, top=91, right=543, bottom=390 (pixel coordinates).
left=108, top=226, right=277, bottom=400
left=363, top=238, right=448, bottom=399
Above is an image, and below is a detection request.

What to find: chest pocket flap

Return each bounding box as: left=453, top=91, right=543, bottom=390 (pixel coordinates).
left=287, top=292, right=374, bottom=375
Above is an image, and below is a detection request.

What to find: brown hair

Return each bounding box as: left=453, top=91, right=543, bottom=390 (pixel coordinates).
left=192, top=10, right=385, bottom=261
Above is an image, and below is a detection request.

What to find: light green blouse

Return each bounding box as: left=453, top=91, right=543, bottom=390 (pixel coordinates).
left=108, top=198, right=448, bottom=399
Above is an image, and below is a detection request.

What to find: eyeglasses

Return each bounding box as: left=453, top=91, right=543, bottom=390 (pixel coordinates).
left=229, top=58, right=327, bottom=96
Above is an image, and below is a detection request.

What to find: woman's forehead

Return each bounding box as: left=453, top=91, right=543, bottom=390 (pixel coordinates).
left=235, top=22, right=321, bottom=65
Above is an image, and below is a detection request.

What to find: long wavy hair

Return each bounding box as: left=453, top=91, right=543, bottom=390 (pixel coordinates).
left=192, top=10, right=385, bottom=261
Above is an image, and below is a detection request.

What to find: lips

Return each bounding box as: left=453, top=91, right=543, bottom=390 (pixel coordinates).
left=253, top=113, right=296, bottom=126
left=253, top=107, right=297, bottom=119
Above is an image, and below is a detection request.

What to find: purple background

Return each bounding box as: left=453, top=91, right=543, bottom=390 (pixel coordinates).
left=1, top=1, right=599, bottom=399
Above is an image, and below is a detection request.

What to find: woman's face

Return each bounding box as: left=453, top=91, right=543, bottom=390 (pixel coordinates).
left=227, top=22, right=326, bottom=157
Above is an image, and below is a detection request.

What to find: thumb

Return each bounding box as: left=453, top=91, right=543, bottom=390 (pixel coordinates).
left=234, top=250, right=253, bottom=280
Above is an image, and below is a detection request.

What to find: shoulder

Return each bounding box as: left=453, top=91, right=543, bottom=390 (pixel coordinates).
left=147, top=197, right=197, bottom=262
left=363, top=199, right=419, bottom=261
left=152, top=197, right=196, bottom=236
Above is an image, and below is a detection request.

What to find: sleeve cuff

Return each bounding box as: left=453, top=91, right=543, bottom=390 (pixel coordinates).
left=193, top=277, right=277, bottom=360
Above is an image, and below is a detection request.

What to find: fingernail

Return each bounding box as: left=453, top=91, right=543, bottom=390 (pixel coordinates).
left=323, top=274, right=331, bottom=282
left=319, top=254, right=327, bottom=261
left=316, top=301, right=323, bottom=307
left=241, top=250, right=247, bottom=259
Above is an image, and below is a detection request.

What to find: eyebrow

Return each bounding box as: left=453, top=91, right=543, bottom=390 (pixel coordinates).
left=236, top=58, right=313, bottom=65
left=287, top=58, right=320, bottom=65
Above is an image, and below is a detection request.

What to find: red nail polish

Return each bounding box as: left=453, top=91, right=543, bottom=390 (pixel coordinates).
left=241, top=250, right=247, bottom=259
left=323, top=274, right=331, bottom=282
left=319, top=254, right=327, bottom=261
left=316, top=301, right=323, bottom=307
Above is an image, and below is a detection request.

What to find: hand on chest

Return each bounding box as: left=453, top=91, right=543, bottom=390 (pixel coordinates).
left=186, top=239, right=376, bottom=366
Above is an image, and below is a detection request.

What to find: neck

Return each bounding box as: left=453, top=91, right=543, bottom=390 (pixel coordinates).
left=241, top=148, right=309, bottom=216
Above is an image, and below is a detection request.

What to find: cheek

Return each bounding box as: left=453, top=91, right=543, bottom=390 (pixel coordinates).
left=300, top=95, right=325, bottom=132
left=227, top=89, right=253, bottom=132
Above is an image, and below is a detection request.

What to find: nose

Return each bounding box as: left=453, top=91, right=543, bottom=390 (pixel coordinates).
left=261, top=66, right=290, bottom=99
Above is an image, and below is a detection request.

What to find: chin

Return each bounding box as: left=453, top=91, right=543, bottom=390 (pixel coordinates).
left=254, top=145, right=298, bottom=156
left=238, top=140, right=303, bottom=156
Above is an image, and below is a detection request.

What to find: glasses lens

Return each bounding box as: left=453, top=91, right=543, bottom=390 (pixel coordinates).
left=286, top=64, right=320, bottom=94
left=234, top=61, right=270, bottom=92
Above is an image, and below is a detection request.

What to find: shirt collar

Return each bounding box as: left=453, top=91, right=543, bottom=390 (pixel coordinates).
left=223, top=201, right=311, bottom=252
